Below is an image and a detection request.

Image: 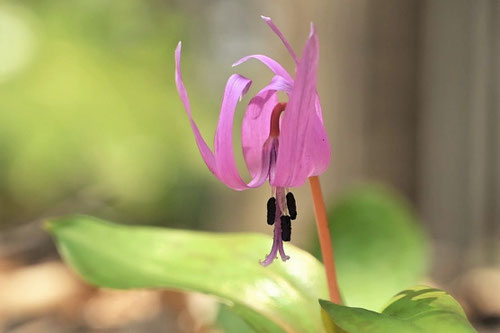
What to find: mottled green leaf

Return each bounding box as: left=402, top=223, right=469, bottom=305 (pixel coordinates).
left=46, top=215, right=328, bottom=333
left=320, top=286, right=476, bottom=333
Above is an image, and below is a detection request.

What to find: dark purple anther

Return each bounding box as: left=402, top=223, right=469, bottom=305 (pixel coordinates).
left=286, top=192, right=297, bottom=220
left=280, top=215, right=291, bottom=241
left=267, top=197, right=276, bottom=225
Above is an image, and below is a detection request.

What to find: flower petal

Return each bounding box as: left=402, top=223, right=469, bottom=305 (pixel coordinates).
left=261, top=16, right=299, bottom=64
left=232, top=54, right=293, bottom=82
left=241, top=75, right=293, bottom=178
left=267, top=75, right=293, bottom=94
left=212, top=74, right=253, bottom=190
left=175, top=42, right=217, bottom=175
left=176, top=42, right=271, bottom=191
left=214, top=74, right=282, bottom=190
left=242, top=89, right=277, bottom=177
left=315, top=94, right=324, bottom=123
left=272, top=25, right=331, bottom=187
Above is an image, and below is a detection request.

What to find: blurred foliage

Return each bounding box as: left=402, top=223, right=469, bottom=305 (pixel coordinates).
left=216, top=304, right=255, bottom=333
left=321, top=286, right=476, bottom=333
left=312, top=184, right=429, bottom=311
left=47, top=215, right=328, bottom=333
left=0, top=0, right=218, bottom=228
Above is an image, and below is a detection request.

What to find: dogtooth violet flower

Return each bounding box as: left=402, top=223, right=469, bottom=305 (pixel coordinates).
left=175, top=16, right=331, bottom=266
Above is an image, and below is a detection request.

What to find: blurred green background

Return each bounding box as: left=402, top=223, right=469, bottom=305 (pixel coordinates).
left=0, top=0, right=498, bottom=332
left=0, top=0, right=217, bottom=230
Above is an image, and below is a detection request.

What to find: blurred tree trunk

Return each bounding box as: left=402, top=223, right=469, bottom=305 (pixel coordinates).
left=418, top=0, right=500, bottom=281
left=311, top=0, right=420, bottom=200
left=304, top=0, right=499, bottom=282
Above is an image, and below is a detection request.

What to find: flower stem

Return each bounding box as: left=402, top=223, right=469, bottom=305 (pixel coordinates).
left=308, top=176, right=342, bottom=304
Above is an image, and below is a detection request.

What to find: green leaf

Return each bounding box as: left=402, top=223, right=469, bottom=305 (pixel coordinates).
left=216, top=304, right=256, bottom=333
left=320, top=286, right=477, bottom=333
left=314, top=185, right=429, bottom=311
left=46, top=215, right=328, bottom=333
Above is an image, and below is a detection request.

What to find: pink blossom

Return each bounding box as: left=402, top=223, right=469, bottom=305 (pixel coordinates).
left=175, top=16, right=330, bottom=265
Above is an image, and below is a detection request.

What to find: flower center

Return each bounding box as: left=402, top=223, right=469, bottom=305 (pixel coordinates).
left=269, top=102, right=287, bottom=138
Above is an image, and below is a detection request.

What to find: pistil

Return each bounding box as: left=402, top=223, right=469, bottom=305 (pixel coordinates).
left=269, top=102, right=287, bottom=137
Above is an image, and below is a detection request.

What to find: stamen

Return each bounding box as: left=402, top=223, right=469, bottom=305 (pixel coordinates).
left=286, top=192, right=297, bottom=220
left=260, top=187, right=290, bottom=266
left=280, top=215, right=291, bottom=241
left=266, top=197, right=276, bottom=225
left=269, top=102, right=287, bottom=137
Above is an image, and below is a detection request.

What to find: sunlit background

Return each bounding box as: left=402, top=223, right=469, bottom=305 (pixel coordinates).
left=0, top=0, right=499, bottom=332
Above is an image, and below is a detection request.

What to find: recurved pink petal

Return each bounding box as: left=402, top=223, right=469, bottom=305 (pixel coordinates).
left=175, top=42, right=217, bottom=176
left=241, top=75, right=293, bottom=177
left=212, top=73, right=253, bottom=190
left=272, top=25, right=331, bottom=187
left=261, top=16, right=299, bottom=64
left=241, top=88, right=277, bottom=177
left=233, top=54, right=293, bottom=83
left=266, top=75, right=293, bottom=94
left=176, top=42, right=272, bottom=191
left=213, top=74, right=283, bottom=190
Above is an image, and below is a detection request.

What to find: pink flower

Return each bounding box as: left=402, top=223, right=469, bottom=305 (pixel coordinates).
left=175, top=16, right=331, bottom=266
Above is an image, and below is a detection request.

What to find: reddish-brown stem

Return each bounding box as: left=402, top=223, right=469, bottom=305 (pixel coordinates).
left=308, top=176, right=342, bottom=304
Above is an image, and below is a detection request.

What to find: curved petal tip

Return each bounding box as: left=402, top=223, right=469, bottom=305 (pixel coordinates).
left=309, top=23, right=316, bottom=37
left=239, top=76, right=252, bottom=100
left=260, top=15, right=299, bottom=64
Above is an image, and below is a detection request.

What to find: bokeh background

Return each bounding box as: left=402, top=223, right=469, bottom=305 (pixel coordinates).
left=0, top=0, right=499, bottom=332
